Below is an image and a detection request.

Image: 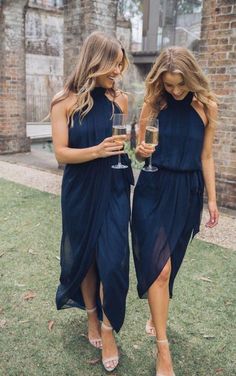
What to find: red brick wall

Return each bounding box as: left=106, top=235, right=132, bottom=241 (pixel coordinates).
left=199, top=0, right=236, bottom=210
left=0, top=1, right=30, bottom=154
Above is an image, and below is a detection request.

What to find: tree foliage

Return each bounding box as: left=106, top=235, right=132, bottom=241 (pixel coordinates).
left=118, top=0, right=202, bottom=18
left=177, top=0, right=202, bottom=14
left=118, top=0, right=142, bottom=18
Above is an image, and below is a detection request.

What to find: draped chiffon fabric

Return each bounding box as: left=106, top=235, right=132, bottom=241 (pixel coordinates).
left=131, top=92, right=205, bottom=298
left=56, top=87, right=134, bottom=332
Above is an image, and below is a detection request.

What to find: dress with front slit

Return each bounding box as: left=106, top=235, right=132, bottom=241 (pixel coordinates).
left=131, top=91, right=205, bottom=298
left=56, top=87, right=134, bottom=332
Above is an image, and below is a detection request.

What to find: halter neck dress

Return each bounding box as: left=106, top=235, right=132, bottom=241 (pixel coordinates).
left=131, top=91, right=205, bottom=298
left=56, top=87, right=134, bottom=332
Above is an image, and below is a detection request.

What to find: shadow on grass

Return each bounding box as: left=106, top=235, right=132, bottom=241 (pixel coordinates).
left=58, top=318, right=225, bottom=376
left=60, top=316, right=147, bottom=376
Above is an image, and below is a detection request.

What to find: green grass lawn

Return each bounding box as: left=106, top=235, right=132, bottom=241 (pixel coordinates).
left=0, top=178, right=235, bottom=376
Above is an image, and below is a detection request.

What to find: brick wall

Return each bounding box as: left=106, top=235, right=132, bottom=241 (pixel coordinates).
left=25, top=4, right=64, bottom=121
left=0, top=0, right=121, bottom=154
left=64, top=0, right=118, bottom=78
left=0, top=1, right=30, bottom=153
left=199, top=0, right=236, bottom=210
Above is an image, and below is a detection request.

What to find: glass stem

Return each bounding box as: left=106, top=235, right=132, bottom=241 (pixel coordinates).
left=149, top=154, right=153, bottom=168
left=118, top=153, right=121, bottom=166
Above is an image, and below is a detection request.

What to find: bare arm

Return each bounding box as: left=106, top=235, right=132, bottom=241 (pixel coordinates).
left=114, top=91, right=128, bottom=114
left=51, top=96, right=125, bottom=164
left=201, top=102, right=219, bottom=227
left=135, top=102, right=156, bottom=162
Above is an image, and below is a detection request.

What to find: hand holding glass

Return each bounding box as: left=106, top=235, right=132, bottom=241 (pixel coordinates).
left=142, top=118, right=159, bottom=172
left=112, top=113, right=128, bottom=169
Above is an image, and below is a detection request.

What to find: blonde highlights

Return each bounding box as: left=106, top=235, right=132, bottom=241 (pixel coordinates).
left=51, top=31, right=128, bottom=121
left=145, top=46, right=217, bottom=118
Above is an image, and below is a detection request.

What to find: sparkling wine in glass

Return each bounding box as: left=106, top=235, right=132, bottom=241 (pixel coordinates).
left=111, top=113, right=128, bottom=169
left=142, top=118, right=159, bottom=172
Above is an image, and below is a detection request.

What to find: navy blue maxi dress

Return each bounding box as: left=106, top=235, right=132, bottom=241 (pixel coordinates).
left=56, top=87, right=134, bottom=332
left=131, top=92, right=205, bottom=299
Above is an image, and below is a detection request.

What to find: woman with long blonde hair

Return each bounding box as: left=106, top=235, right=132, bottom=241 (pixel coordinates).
left=51, top=31, right=134, bottom=372
left=131, top=46, right=219, bottom=376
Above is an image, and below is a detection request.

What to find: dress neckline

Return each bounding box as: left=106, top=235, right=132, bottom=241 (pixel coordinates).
left=166, top=91, right=193, bottom=106
left=91, top=87, right=123, bottom=113
left=91, top=87, right=106, bottom=97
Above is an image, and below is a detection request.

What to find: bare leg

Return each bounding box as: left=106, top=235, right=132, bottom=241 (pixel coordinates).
left=100, top=284, right=119, bottom=370
left=147, top=258, right=174, bottom=376
left=81, top=263, right=101, bottom=347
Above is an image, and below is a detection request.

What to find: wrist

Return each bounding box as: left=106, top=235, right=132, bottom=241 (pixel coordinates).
left=208, top=198, right=216, bottom=204
left=208, top=200, right=218, bottom=210
left=91, top=145, right=100, bottom=159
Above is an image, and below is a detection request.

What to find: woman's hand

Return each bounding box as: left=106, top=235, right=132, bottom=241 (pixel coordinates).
left=205, top=201, right=219, bottom=228
left=136, top=141, right=155, bottom=159
left=96, top=135, right=126, bottom=158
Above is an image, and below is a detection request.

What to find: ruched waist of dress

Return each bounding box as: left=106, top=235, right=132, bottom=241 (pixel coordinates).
left=156, top=167, right=204, bottom=193
left=139, top=166, right=204, bottom=195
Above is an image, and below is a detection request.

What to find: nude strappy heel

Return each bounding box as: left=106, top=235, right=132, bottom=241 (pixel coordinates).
left=101, top=322, right=119, bottom=372
left=156, top=339, right=175, bottom=376
left=86, top=306, right=102, bottom=349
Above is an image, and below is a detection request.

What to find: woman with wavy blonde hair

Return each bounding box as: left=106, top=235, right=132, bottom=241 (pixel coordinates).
left=131, top=46, right=219, bottom=376
left=51, top=31, right=134, bottom=372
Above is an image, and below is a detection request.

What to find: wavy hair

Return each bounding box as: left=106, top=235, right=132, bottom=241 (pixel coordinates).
left=145, top=46, right=217, bottom=119
left=51, top=31, right=128, bottom=121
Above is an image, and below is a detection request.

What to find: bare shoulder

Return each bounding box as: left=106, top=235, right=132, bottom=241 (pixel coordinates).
left=192, top=97, right=208, bottom=127
left=207, top=99, right=218, bottom=115
left=114, top=90, right=128, bottom=113
left=208, top=99, right=218, bottom=108
left=205, top=100, right=218, bottom=129
left=142, top=101, right=154, bottom=113
left=116, top=89, right=128, bottom=99
left=51, top=91, right=77, bottom=116
left=192, top=96, right=208, bottom=114
left=192, top=96, right=203, bottom=107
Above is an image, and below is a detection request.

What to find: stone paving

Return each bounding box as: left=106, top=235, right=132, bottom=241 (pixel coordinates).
left=0, top=150, right=235, bottom=251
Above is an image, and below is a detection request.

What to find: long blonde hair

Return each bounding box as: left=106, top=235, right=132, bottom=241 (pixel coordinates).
left=51, top=31, right=128, bottom=120
left=145, top=46, right=217, bottom=118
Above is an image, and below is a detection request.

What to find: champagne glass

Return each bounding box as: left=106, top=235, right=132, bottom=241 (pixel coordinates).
left=112, top=113, right=128, bottom=169
left=142, top=117, right=159, bottom=172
